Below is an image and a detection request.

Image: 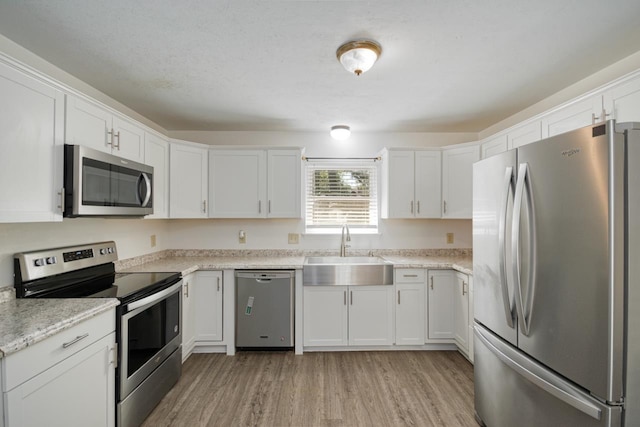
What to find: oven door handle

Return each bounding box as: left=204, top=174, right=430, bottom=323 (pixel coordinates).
left=125, top=281, right=182, bottom=312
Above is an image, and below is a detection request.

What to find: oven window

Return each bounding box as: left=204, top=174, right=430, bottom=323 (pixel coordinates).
left=126, top=291, right=180, bottom=377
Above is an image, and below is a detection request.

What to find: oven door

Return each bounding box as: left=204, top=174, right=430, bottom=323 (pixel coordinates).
left=65, top=144, right=153, bottom=217
left=119, top=280, right=182, bottom=400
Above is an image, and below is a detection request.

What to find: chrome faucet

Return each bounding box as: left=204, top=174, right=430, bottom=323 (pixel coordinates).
left=340, top=224, right=351, bottom=257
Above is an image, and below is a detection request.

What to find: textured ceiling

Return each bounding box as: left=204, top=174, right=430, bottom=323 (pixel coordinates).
left=1, top=0, right=640, bottom=133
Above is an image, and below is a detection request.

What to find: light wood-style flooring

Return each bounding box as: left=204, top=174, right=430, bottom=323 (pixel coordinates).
left=142, top=351, right=476, bottom=427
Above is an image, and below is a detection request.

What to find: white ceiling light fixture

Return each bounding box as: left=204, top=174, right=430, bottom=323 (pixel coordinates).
left=330, top=125, right=351, bottom=140
left=336, top=40, right=382, bottom=76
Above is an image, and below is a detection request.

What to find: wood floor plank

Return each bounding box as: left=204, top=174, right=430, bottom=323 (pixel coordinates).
left=142, top=351, right=477, bottom=427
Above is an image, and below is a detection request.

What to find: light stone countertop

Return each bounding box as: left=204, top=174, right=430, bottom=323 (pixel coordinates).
left=118, top=254, right=473, bottom=276
left=0, top=298, right=119, bottom=358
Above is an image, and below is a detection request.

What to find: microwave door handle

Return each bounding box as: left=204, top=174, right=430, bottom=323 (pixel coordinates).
left=137, top=173, right=152, bottom=207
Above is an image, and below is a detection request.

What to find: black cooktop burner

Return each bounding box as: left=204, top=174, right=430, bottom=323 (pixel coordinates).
left=89, top=272, right=181, bottom=303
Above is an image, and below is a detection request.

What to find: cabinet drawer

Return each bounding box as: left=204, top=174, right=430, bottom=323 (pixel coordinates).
left=395, top=269, right=425, bottom=283
left=3, top=309, right=115, bottom=391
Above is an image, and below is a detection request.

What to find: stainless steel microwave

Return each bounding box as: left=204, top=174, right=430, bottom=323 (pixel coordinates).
left=64, top=145, right=153, bottom=217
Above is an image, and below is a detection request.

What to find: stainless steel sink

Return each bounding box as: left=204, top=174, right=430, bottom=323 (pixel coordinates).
left=303, top=256, right=393, bottom=286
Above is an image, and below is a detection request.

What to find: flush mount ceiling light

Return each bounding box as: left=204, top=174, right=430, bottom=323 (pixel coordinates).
left=336, top=40, right=382, bottom=76
left=330, top=125, right=351, bottom=140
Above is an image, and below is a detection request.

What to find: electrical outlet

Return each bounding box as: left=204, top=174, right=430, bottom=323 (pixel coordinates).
left=446, top=232, right=454, bottom=244
left=239, top=230, right=246, bottom=244
left=150, top=234, right=157, bottom=247
left=288, top=233, right=299, bottom=244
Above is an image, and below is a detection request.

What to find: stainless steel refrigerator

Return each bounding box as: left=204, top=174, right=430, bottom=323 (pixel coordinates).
left=472, top=120, right=640, bottom=426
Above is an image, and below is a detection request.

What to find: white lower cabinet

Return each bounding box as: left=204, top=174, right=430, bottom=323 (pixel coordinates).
left=193, top=271, right=223, bottom=343
left=427, top=270, right=455, bottom=340
left=395, top=269, right=426, bottom=345
left=453, top=271, right=470, bottom=354
left=182, top=271, right=223, bottom=361
left=2, top=309, right=116, bottom=427
left=303, top=286, right=394, bottom=347
left=182, top=273, right=196, bottom=360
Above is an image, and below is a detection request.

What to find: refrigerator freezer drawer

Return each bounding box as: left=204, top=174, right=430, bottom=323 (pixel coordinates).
left=474, top=325, right=621, bottom=427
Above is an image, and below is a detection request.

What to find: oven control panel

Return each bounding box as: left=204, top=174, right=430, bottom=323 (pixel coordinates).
left=15, top=241, right=118, bottom=282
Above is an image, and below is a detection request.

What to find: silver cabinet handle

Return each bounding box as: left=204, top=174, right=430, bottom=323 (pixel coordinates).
left=107, top=129, right=114, bottom=147
left=403, top=274, right=418, bottom=278
left=268, top=200, right=271, bottom=214
left=217, top=277, right=220, bottom=292
left=499, top=167, right=516, bottom=328
left=417, top=200, right=420, bottom=214
left=397, top=290, right=401, bottom=304
left=443, top=200, right=447, bottom=214
left=114, top=131, right=121, bottom=149
left=258, top=200, right=262, bottom=213
left=184, top=281, right=189, bottom=297
left=430, top=276, right=434, bottom=290
left=512, top=163, right=537, bottom=337
left=410, top=200, right=414, bottom=214
left=58, top=188, right=65, bottom=212
left=350, top=291, right=353, bottom=305
left=62, top=333, right=89, bottom=349
left=344, top=290, right=347, bottom=305
left=462, top=280, right=467, bottom=296
left=202, top=200, right=207, bottom=213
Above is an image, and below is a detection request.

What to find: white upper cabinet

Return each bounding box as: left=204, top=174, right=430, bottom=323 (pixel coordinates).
left=209, top=148, right=301, bottom=218
left=541, top=95, right=602, bottom=138
left=441, top=145, right=480, bottom=218
left=0, top=61, right=65, bottom=223
left=169, top=141, right=208, bottom=218
left=66, top=95, right=145, bottom=162
left=604, top=74, right=640, bottom=123
left=144, top=133, right=169, bottom=219
left=507, top=121, right=542, bottom=149
left=267, top=150, right=301, bottom=218
left=481, top=134, right=508, bottom=159
left=381, top=149, right=441, bottom=219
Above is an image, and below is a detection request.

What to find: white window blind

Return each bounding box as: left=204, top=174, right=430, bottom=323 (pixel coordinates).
left=304, top=160, right=378, bottom=233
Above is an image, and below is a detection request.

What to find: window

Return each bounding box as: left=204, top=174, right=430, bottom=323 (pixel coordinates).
left=304, top=160, right=378, bottom=233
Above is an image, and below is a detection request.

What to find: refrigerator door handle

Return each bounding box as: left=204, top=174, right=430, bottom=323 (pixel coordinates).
left=475, top=325, right=602, bottom=421
left=512, top=163, right=538, bottom=337
left=498, top=166, right=515, bottom=328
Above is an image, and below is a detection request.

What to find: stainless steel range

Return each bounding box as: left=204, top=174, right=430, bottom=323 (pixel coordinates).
left=14, top=241, right=182, bottom=427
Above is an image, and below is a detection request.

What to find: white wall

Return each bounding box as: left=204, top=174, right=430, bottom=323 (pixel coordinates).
left=0, top=219, right=170, bottom=287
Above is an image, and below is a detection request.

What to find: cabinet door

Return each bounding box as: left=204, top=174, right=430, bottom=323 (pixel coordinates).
left=303, top=287, right=348, bottom=346
left=453, top=272, right=470, bottom=352
left=395, top=283, right=425, bottom=345
left=541, top=95, right=602, bottom=138
left=383, top=150, right=415, bottom=218
left=5, top=333, right=115, bottom=427
left=481, top=135, right=508, bottom=159
left=0, top=62, right=64, bottom=222
left=427, top=270, right=455, bottom=339
left=508, top=121, right=542, bottom=149
left=65, top=95, right=112, bottom=154
left=414, top=150, right=441, bottom=218
left=267, top=150, right=301, bottom=218
left=209, top=150, right=266, bottom=218
left=441, top=145, right=480, bottom=218
left=194, top=271, right=223, bottom=342
left=182, top=274, right=196, bottom=361
left=169, top=143, right=208, bottom=218
left=605, top=75, right=640, bottom=122
left=144, top=134, right=169, bottom=219
left=348, top=286, right=394, bottom=346
left=112, top=115, right=145, bottom=162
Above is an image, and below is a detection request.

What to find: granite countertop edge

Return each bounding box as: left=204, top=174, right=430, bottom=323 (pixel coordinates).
left=0, top=298, right=119, bottom=358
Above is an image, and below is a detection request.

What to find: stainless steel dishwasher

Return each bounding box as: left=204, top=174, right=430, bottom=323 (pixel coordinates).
left=235, top=270, right=294, bottom=349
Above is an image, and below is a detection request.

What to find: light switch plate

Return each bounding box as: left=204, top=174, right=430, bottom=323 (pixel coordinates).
left=239, top=230, right=246, bottom=244
left=150, top=234, right=157, bottom=247
left=446, top=232, right=454, bottom=244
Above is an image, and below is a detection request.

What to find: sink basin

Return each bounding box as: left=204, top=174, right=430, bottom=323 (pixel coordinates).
left=303, top=256, right=393, bottom=286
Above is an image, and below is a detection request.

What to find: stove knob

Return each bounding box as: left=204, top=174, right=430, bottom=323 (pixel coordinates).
left=46, top=256, right=57, bottom=265
left=108, top=247, right=114, bottom=254
left=100, top=248, right=107, bottom=255
left=34, top=258, right=45, bottom=267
